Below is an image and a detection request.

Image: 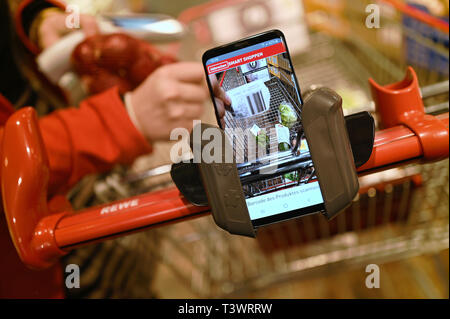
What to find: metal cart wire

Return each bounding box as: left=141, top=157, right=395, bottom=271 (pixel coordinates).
left=220, top=73, right=314, bottom=197
left=53, top=0, right=449, bottom=297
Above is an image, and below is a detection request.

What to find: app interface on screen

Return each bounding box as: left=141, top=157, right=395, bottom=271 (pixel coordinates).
left=206, top=37, right=324, bottom=223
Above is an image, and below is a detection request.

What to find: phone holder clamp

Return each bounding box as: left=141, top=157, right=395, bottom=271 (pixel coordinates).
left=171, top=88, right=374, bottom=236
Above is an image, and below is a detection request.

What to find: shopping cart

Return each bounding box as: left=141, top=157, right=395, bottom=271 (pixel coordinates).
left=1, top=0, right=449, bottom=298
left=146, top=0, right=450, bottom=297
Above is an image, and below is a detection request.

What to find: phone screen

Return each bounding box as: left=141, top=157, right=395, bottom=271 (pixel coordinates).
left=204, top=31, right=325, bottom=227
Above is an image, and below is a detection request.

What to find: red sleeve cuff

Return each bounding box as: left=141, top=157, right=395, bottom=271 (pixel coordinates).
left=41, top=86, right=152, bottom=192
left=64, top=86, right=152, bottom=186
left=86, top=86, right=153, bottom=164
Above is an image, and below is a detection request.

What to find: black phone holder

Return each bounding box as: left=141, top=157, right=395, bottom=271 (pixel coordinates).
left=171, top=88, right=375, bottom=237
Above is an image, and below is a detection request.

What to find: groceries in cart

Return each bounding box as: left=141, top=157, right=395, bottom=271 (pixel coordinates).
left=279, top=101, right=298, bottom=128
left=204, top=30, right=326, bottom=227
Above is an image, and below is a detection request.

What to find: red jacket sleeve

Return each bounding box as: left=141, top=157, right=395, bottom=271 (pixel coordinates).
left=39, top=87, right=152, bottom=195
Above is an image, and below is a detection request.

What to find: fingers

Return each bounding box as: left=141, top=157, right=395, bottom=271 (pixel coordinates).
left=209, top=74, right=219, bottom=87
left=38, top=12, right=64, bottom=49
left=215, top=97, right=227, bottom=128
left=209, top=74, right=230, bottom=129
left=210, top=74, right=231, bottom=106
left=39, top=12, right=99, bottom=49
left=80, top=14, right=99, bottom=37
left=214, top=86, right=231, bottom=108
left=39, top=31, right=60, bottom=49
left=175, top=82, right=209, bottom=103
left=171, top=118, right=197, bottom=133
left=217, top=87, right=231, bottom=106
left=167, top=102, right=204, bottom=120
left=164, top=62, right=206, bottom=83
left=215, top=97, right=225, bottom=119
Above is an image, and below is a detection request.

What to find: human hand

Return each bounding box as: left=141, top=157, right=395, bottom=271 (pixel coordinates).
left=38, top=9, right=99, bottom=50
left=129, top=62, right=208, bottom=141
left=209, top=74, right=231, bottom=128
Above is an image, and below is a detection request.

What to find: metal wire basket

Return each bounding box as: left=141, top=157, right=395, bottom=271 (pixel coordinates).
left=221, top=73, right=313, bottom=196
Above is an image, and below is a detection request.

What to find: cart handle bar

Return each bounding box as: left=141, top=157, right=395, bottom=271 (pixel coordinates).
left=1, top=84, right=449, bottom=270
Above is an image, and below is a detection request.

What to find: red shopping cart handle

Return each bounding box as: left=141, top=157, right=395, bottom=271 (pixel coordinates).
left=1, top=69, right=449, bottom=269
left=369, top=67, right=449, bottom=162
left=1, top=108, right=67, bottom=269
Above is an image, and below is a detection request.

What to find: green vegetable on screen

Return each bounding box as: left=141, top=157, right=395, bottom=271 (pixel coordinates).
left=284, top=171, right=298, bottom=182
left=279, top=102, right=298, bottom=128
left=255, top=130, right=269, bottom=148
left=278, top=142, right=290, bottom=152
left=275, top=123, right=291, bottom=152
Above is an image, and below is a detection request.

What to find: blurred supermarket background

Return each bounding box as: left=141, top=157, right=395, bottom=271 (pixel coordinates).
left=62, top=0, right=449, bottom=298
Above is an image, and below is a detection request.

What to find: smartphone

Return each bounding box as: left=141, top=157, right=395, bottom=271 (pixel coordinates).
left=203, top=29, right=325, bottom=228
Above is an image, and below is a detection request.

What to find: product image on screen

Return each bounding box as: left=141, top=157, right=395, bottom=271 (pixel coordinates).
left=205, top=36, right=324, bottom=226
